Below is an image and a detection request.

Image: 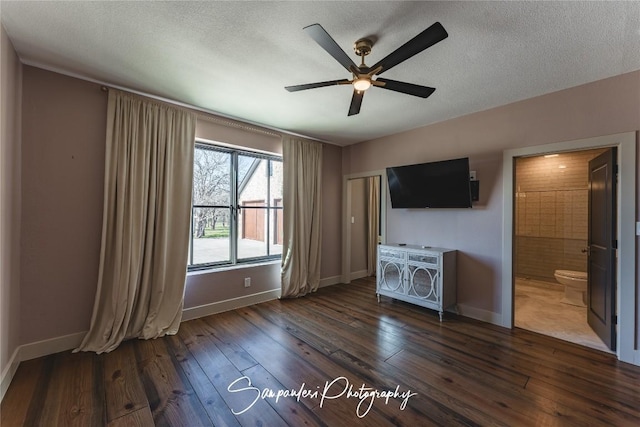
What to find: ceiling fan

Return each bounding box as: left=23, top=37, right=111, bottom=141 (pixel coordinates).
left=285, top=22, right=448, bottom=116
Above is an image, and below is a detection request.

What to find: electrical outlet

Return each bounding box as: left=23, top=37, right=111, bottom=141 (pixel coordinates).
left=244, top=277, right=251, bottom=288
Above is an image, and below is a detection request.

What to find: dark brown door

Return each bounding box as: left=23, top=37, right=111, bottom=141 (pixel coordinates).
left=587, top=148, right=617, bottom=351
left=242, top=200, right=265, bottom=242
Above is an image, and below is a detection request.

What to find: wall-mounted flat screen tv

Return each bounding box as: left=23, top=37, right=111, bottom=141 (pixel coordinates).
left=386, top=157, right=472, bottom=208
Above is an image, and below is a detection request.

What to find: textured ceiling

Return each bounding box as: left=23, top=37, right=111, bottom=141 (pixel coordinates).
left=2, top=1, right=640, bottom=146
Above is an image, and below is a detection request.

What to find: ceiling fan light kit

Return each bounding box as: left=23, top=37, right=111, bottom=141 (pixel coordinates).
left=353, top=78, right=372, bottom=91
left=285, top=22, right=448, bottom=116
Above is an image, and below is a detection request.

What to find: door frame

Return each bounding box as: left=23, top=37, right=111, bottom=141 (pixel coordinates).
left=342, top=170, right=387, bottom=284
left=501, top=132, right=637, bottom=365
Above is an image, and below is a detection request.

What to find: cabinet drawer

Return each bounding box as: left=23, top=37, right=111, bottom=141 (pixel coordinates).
left=408, top=253, right=439, bottom=264
left=379, top=249, right=405, bottom=259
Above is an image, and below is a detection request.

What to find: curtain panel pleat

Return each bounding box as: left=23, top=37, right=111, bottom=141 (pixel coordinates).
left=281, top=137, right=322, bottom=298
left=76, top=90, right=196, bottom=353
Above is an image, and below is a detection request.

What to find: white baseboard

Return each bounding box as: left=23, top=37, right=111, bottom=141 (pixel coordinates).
left=319, top=275, right=342, bottom=288
left=349, top=269, right=369, bottom=281
left=0, top=347, right=20, bottom=402
left=182, top=288, right=280, bottom=322
left=456, top=303, right=502, bottom=326
left=1, top=331, right=86, bottom=403
left=20, top=331, right=87, bottom=362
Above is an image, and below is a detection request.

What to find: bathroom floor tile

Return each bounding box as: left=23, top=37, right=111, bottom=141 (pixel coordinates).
left=514, top=278, right=611, bottom=353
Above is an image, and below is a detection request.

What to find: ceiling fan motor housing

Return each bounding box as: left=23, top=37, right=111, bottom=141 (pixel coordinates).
left=354, top=38, right=373, bottom=57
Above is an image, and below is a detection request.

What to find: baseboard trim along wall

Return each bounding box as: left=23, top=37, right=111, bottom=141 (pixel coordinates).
left=456, top=304, right=502, bottom=325
left=19, top=331, right=87, bottom=362
left=319, top=275, right=342, bottom=288
left=349, top=269, right=369, bottom=281
left=0, top=347, right=20, bottom=402
left=181, top=288, right=281, bottom=322
left=0, top=331, right=87, bottom=402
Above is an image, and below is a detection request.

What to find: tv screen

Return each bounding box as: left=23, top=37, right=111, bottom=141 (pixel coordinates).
left=386, top=157, right=472, bottom=208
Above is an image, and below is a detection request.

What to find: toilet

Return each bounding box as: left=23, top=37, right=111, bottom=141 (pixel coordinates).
left=554, top=270, right=587, bottom=307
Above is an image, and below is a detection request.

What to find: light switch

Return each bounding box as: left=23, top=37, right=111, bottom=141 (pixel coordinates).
left=351, top=216, right=355, bottom=224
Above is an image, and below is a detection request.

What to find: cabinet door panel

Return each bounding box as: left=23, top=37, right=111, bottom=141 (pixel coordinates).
left=408, top=264, right=439, bottom=303
left=379, top=260, right=404, bottom=293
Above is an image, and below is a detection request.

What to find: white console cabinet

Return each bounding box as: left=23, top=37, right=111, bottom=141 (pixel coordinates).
left=377, top=244, right=457, bottom=321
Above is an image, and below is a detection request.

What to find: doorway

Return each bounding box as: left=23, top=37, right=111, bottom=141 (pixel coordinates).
left=501, top=132, right=637, bottom=365
left=342, top=171, right=386, bottom=283
left=512, top=148, right=612, bottom=352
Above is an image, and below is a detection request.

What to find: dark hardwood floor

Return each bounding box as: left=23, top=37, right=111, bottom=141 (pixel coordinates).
left=2, top=277, right=640, bottom=426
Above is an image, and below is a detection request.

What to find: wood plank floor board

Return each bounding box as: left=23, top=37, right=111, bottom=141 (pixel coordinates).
left=106, top=406, right=154, bottom=427
left=200, top=309, right=357, bottom=404
left=34, top=350, right=105, bottom=427
left=238, top=305, right=442, bottom=427
left=462, top=337, right=640, bottom=416
left=2, top=278, right=640, bottom=426
left=370, top=289, right=640, bottom=404
left=387, top=347, right=602, bottom=426
left=239, top=363, right=326, bottom=427
left=103, top=340, right=149, bottom=423
left=0, top=359, right=45, bottom=427
left=245, top=301, right=341, bottom=356
left=327, top=349, right=489, bottom=427
left=177, top=319, right=285, bottom=427
left=245, top=297, right=510, bottom=427
left=524, top=377, right=640, bottom=426
left=253, top=300, right=402, bottom=361
left=197, top=309, right=350, bottom=404
left=201, top=310, right=403, bottom=426
left=163, top=334, right=241, bottom=427
left=134, top=338, right=212, bottom=426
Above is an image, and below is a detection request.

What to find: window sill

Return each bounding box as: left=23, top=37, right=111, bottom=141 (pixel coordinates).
left=187, top=259, right=281, bottom=276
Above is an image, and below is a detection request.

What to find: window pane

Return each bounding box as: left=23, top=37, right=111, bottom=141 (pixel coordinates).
left=271, top=160, right=284, bottom=254
left=236, top=207, right=283, bottom=259
left=238, top=207, right=267, bottom=259
left=238, top=155, right=267, bottom=205
left=270, top=160, right=283, bottom=209
left=192, top=207, right=231, bottom=264
left=193, top=148, right=231, bottom=206
left=270, top=206, right=283, bottom=255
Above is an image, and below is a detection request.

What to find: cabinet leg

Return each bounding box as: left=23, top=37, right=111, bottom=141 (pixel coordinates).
left=377, top=293, right=380, bottom=303
left=439, top=311, right=443, bottom=322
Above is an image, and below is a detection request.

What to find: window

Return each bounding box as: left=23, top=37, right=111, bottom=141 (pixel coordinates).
left=189, top=142, right=283, bottom=269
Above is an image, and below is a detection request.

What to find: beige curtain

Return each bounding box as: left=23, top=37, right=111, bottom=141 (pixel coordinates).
left=76, top=90, right=196, bottom=353
left=281, top=137, right=322, bottom=298
left=366, top=176, right=380, bottom=276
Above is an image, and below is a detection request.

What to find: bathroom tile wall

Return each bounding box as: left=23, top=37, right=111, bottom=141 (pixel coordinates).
left=515, top=148, right=606, bottom=282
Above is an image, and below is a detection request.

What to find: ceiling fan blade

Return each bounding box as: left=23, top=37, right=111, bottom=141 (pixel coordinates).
left=285, top=79, right=350, bottom=92
left=304, top=24, right=358, bottom=72
left=376, top=78, right=436, bottom=98
left=348, top=90, right=364, bottom=116
left=372, top=22, right=448, bottom=75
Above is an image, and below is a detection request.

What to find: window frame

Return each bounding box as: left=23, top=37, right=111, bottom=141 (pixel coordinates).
left=188, top=141, right=283, bottom=271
